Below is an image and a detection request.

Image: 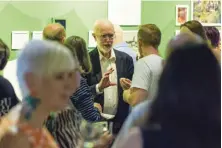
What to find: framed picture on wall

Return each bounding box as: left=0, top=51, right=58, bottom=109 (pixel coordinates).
left=54, top=19, right=66, bottom=29
left=11, top=31, right=30, bottom=50
left=32, top=31, right=43, bottom=40
left=191, top=0, right=221, bottom=26
left=176, top=5, right=189, bottom=26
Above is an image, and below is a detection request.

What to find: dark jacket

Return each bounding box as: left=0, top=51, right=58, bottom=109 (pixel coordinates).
left=85, top=48, right=134, bottom=133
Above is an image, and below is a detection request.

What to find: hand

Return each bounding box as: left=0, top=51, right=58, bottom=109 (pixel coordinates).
left=98, top=68, right=117, bottom=91
left=120, top=78, right=131, bottom=90
left=94, top=103, right=102, bottom=112
left=93, top=132, right=114, bottom=148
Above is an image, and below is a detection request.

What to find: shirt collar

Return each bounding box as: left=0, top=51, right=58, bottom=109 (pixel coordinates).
left=98, top=48, right=116, bottom=62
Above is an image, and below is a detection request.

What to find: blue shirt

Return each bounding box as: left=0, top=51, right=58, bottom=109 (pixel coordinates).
left=114, top=42, right=137, bottom=64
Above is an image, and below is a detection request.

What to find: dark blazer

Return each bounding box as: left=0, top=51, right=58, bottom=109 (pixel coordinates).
left=85, top=47, right=134, bottom=127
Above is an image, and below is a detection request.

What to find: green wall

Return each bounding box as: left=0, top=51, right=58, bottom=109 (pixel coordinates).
left=0, top=0, right=220, bottom=61
left=0, top=1, right=108, bottom=60
left=141, top=1, right=190, bottom=57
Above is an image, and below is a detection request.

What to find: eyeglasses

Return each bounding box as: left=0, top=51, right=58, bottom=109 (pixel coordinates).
left=97, top=33, right=115, bottom=40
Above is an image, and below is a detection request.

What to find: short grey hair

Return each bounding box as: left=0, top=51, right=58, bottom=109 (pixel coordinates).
left=17, top=40, right=79, bottom=98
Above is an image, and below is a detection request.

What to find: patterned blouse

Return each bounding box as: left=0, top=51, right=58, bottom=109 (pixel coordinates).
left=45, top=107, right=83, bottom=148
left=0, top=104, right=58, bottom=148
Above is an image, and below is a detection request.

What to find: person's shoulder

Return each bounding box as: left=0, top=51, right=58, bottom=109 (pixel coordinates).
left=140, top=55, right=162, bottom=67
left=0, top=76, right=14, bottom=91
left=114, top=49, right=133, bottom=60
left=143, top=54, right=162, bottom=61
left=135, top=57, right=148, bottom=68
left=88, top=47, right=98, bottom=56
left=79, top=77, right=88, bottom=87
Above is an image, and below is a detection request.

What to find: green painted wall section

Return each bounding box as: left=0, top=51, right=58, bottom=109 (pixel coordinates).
left=0, top=0, right=220, bottom=62
left=141, top=1, right=191, bottom=56
left=0, top=1, right=108, bottom=61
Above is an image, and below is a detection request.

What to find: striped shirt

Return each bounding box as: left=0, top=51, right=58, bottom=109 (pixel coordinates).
left=70, top=77, right=101, bottom=122
left=45, top=108, right=83, bottom=148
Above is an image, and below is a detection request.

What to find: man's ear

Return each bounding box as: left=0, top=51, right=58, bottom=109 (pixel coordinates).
left=138, top=39, right=143, bottom=47
left=61, top=36, right=66, bottom=44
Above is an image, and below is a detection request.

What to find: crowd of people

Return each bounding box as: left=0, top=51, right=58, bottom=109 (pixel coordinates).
left=0, top=19, right=220, bottom=148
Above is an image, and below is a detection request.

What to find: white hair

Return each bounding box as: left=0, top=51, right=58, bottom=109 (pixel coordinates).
left=17, top=40, right=79, bottom=98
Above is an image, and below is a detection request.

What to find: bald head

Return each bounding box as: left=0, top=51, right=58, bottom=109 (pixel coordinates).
left=43, top=23, right=66, bottom=43
left=93, top=19, right=114, bottom=34
left=166, top=33, right=203, bottom=58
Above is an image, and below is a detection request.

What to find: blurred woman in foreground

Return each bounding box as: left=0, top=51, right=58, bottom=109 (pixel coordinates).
left=0, top=40, right=80, bottom=148
left=119, top=42, right=221, bottom=148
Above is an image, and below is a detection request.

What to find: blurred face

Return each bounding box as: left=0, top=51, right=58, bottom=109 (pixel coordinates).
left=93, top=24, right=115, bottom=54
left=27, top=69, right=80, bottom=112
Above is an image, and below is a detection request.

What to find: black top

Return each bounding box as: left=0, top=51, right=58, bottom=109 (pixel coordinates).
left=140, top=125, right=221, bottom=148
left=0, top=76, right=19, bottom=116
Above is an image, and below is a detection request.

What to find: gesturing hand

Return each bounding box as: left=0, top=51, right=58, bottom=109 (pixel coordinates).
left=120, top=78, right=131, bottom=90
left=98, top=68, right=117, bottom=92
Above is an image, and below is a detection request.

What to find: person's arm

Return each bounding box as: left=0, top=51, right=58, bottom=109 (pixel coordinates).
left=71, top=78, right=102, bottom=122
left=112, top=100, right=149, bottom=148
left=123, top=60, right=150, bottom=106
left=123, top=88, right=148, bottom=106
left=84, top=73, right=100, bottom=97
left=115, top=127, right=143, bottom=148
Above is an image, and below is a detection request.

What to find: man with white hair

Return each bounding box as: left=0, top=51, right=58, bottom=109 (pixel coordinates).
left=113, top=25, right=137, bottom=63
left=86, top=19, right=134, bottom=134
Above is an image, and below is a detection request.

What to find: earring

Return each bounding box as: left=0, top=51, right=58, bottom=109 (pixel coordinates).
left=23, top=95, right=41, bottom=120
